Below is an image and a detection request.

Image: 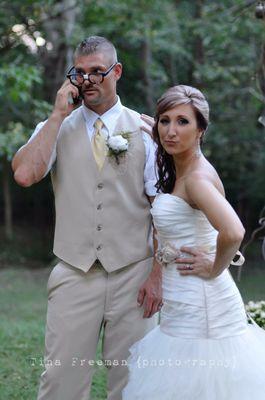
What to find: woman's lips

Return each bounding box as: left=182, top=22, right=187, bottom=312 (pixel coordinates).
left=164, top=141, right=178, bottom=145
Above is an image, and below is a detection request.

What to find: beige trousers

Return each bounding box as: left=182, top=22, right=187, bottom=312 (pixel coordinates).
left=37, top=258, right=156, bottom=400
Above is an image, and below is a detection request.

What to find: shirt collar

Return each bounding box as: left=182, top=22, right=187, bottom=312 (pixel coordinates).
left=81, top=96, right=123, bottom=134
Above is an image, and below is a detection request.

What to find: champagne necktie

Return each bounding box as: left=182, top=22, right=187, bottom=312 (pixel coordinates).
left=91, top=119, right=107, bottom=170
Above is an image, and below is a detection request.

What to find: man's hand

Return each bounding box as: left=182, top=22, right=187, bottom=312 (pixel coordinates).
left=140, top=114, right=155, bottom=138
left=53, top=80, right=81, bottom=119
left=137, top=261, right=162, bottom=318
left=176, top=247, right=215, bottom=279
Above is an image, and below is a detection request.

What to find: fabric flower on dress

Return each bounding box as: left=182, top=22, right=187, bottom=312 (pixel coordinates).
left=156, top=243, right=185, bottom=267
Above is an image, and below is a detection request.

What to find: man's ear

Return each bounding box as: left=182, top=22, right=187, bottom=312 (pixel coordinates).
left=114, top=63, right=122, bottom=81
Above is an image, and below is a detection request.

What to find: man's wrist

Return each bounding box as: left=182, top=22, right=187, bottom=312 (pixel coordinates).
left=51, top=109, right=67, bottom=123
left=152, top=259, right=162, bottom=275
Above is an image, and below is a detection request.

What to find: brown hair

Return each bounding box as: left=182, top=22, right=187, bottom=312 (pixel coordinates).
left=153, top=85, right=209, bottom=193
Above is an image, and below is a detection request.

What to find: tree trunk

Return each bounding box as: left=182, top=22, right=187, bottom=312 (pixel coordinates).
left=258, top=42, right=265, bottom=96
left=192, top=0, right=204, bottom=88
left=169, top=53, right=178, bottom=86
left=141, top=33, right=155, bottom=113
left=258, top=42, right=265, bottom=123
left=2, top=157, right=13, bottom=240
left=40, top=0, right=79, bottom=103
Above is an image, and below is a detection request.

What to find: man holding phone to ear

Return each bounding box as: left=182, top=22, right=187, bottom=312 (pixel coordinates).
left=12, top=36, right=162, bottom=400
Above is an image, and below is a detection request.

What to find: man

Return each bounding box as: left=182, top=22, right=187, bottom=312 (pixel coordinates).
left=12, top=36, right=162, bottom=400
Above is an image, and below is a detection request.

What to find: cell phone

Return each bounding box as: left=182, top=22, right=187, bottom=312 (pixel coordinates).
left=68, top=86, right=83, bottom=105
left=73, top=88, right=84, bottom=105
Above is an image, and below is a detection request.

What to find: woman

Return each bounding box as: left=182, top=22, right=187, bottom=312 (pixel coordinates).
left=122, top=85, right=265, bottom=400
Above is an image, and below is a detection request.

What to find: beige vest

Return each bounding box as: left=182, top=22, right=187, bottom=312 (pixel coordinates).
left=51, top=106, right=153, bottom=272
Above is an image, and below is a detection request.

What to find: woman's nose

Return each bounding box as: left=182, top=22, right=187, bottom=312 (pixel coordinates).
left=167, top=123, right=177, bottom=137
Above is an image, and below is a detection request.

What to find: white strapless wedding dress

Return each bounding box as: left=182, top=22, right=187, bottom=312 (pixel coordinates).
left=122, top=193, right=265, bottom=400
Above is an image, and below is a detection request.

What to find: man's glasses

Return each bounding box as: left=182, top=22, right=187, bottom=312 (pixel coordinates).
left=67, top=62, right=117, bottom=86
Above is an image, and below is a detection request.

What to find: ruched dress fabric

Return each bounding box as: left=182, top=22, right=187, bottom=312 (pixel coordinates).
left=122, top=193, right=265, bottom=400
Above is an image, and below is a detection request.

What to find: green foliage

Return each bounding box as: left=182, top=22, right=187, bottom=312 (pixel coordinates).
left=0, top=0, right=264, bottom=233
left=0, top=64, right=51, bottom=158
left=0, top=225, right=53, bottom=266
left=0, top=64, right=41, bottom=102
left=0, top=64, right=42, bottom=123
left=0, top=123, right=28, bottom=162
left=78, top=0, right=183, bottom=108
left=246, top=300, right=265, bottom=328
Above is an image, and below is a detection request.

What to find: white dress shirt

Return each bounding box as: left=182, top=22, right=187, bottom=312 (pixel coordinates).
left=26, top=97, right=157, bottom=196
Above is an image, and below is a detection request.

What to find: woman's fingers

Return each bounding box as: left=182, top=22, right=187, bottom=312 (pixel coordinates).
left=140, top=114, right=155, bottom=138
left=141, top=114, right=155, bottom=127
left=141, top=124, right=153, bottom=135
left=175, top=257, right=195, bottom=265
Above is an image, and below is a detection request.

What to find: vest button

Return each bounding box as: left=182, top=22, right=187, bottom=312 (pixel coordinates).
left=97, top=203, right=103, bottom=210
left=97, top=224, right=102, bottom=231
left=97, top=183, right=104, bottom=190
left=96, top=245, right=102, bottom=251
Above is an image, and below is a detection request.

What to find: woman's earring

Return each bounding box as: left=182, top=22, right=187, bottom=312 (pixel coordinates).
left=195, top=137, right=202, bottom=157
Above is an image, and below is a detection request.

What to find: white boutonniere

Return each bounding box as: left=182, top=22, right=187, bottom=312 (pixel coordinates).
left=107, top=131, right=131, bottom=164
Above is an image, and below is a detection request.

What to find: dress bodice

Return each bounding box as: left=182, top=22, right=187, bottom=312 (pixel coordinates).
left=151, top=193, right=218, bottom=253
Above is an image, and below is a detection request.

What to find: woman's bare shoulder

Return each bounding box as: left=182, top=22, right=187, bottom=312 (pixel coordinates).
left=185, top=157, right=225, bottom=197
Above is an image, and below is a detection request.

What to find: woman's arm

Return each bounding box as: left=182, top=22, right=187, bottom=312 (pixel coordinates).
left=183, top=173, right=245, bottom=279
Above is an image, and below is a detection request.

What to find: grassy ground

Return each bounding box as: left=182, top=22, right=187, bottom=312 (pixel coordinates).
left=0, top=260, right=264, bottom=399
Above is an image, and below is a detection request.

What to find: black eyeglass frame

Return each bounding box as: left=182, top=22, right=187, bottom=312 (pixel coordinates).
left=66, top=62, right=117, bottom=86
